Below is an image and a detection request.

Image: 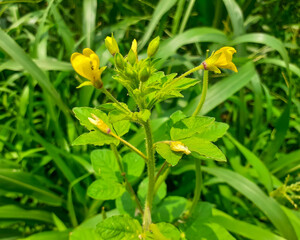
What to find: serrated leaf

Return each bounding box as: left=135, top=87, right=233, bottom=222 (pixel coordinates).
left=96, top=215, right=142, bottom=240
left=73, top=107, right=111, bottom=131
left=182, top=137, right=226, bottom=162
left=72, top=131, right=119, bottom=147
left=138, top=178, right=166, bottom=206
left=156, top=142, right=183, bottom=166
left=153, top=196, right=187, bottom=223
left=91, top=149, right=121, bottom=182
left=87, top=179, right=125, bottom=200
left=122, top=152, right=145, bottom=184
left=170, top=116, right=215, bottom=140
left=193, top=122, right=229, bottom=142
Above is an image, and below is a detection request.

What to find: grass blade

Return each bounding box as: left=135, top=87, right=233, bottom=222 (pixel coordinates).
left=203, top=167, right=297, bottom=240
left=139, top=0, right=178, bottom=49
left=0, top=29, right=70, bottom=116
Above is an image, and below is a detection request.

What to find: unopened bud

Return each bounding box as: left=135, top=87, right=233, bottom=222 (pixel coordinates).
left=147, top=36, right=160, bottom=57
left=170, top=141, right=191, bottom=155
left=88, top=114, right=111, bottom=134
left=105, top=34, right=119, bottom=56
left=131, top=39, right=138, bottom=56
left=114, top=53, right=125, bottom=70
left=139, top=67, right=151, bottom=82
left=127, top=49, right=136, bottom=65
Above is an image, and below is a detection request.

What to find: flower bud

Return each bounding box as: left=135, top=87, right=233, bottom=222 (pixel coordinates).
left=114, top=53, right=125, bottom=70
left=147, top=36, right=160, bottom=57
left=88, top=114, right=111, bottom=134
left=105, top=34, right=119, bottom=56
left=139, top=67, right=151, bottom=82
left=170, top=141, right=191, bottom=155
left=131, top=39, right=138, bottom=56
left=127, top=49, right=136, bottom=65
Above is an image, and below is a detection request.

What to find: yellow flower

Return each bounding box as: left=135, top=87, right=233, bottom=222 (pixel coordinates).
left=202, top=47, right=238, bottom=74
left=71, top=48, right=106, bottom=89
left=131, top=39, right=138, bottom=56
left=88, top=114, right=111, bottom=134
left=170, top=141, right=191, bottom=155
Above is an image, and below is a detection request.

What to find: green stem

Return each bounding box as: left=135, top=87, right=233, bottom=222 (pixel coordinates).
left=187, top=160, right=202, bottom=215
left=169, top=64, right=204, bottom=88
left=179, top=0, right=196, bottom=33
left=102, top=87, right=131, bottom=114
left=142, top=120, right=155, bottom=231
left=111, top=133, right=147, bottom=162
left=187, top=69, right=208, bottom=216
left=110, top=144, right=144, bottom=215
left=192, top=70, right=208, bottom=117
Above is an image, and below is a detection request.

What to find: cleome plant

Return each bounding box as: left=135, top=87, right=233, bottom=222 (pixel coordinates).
left=70, top=34, right=237, bottom=239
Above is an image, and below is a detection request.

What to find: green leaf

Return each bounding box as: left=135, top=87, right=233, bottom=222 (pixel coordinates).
left=157, top=28, right=228, bottom=67
left=226, top=134, right=273, bottom=192
left=182, top=137, right=226, bottom=162
left=0, top=169, right=63, bottom=206
left=212, top=208, right=286, bottom=240
left=170, top=116, right=215, bottom=140
left=137, top=109, right=151, bottom=122
left=231, top=33, right=290, bottom=68
left=138, top=178, right=167, bottom=206
left=203, top=167, right=297, bottom=240
left=147, top=223, right=181, bottom=240
left=115, top=191, right=136, bottom=217
left=70, top=229, right=102, bottom=240
left=91, top=149, right=121, bottom=182
left=122, top=152, right=145, bottom=183
left=153, top=196, right=187, bottom=223
left=113, top=120, right=131, bottom=137
left=156, top=142, right=183, bottom=166
left=96, top=215, right=142, bottom=240
left=73, top=107, right=111, bottom=131
left=194, top=122, right=229, bottom=142
left=72, top=131, right=119, bottom=146
left=0, top=29, right=70, bottom=117
left=139, top=0, right=177, bottom=49
left=0, top=205, right=53, bottom=223
left=87, top=179, right=125, bottom=200
left=19, top=231, right=69, bottom=240
left=182, top=202, right=235, bottom=240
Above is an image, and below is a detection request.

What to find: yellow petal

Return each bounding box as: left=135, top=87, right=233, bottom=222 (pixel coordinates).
left=90, top=53, right=100, bottom=70
left=131, top=39, right=138, bottom=55
left=71, top=53, right=94, bottom=81
left=170, top=141, right=191, bottom=155
left=83, top=48, right=96, bottom=57
left=76, top=81, right=93, bottom=88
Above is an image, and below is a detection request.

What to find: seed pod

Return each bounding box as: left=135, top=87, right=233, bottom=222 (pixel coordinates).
left=147, top=36, right=160, bottom=57
left=139, top=67, right=151, bottom=82
left=114, top=53, right=125, bottom=70
left=105, top=34, right=119, bottom=56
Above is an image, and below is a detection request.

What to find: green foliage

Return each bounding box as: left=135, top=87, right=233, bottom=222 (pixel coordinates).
left=96, top=215, right=142, bottom=240
left=0, top=0, right=299, bottom=239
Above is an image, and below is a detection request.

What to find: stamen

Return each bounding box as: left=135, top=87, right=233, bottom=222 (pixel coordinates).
left=202, top=61, right=207, bottom=70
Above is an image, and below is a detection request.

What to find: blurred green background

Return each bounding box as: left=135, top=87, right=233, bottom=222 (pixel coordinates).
left=0, top=0, right=299, bottom=239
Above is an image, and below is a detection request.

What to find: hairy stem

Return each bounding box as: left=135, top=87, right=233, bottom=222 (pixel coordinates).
left=142, top=120, right=155, bottom=231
